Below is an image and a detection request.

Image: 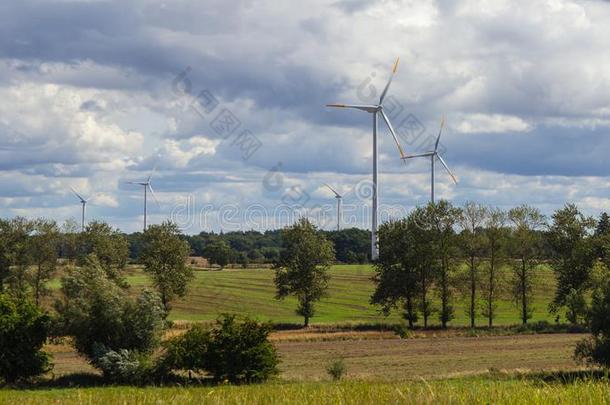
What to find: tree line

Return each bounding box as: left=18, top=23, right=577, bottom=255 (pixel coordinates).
left=372, top=201, right=610, bottom=329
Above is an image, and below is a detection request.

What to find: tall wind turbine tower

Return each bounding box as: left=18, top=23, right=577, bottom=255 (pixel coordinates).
left=324, top=183, right=343, bottom=231
left=128, top=171, right=159, bottom=231
left=402, top=117, right=458, bottom=203
left=70, top=187, right=91, bottom=232
left=326, top=58, right=406, bottom=260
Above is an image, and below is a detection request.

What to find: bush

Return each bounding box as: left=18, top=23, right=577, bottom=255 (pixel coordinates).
left=162, top=315, right=279, bottom=383
left=55, top=256, right=166, bottom=361
left=0, top=294, right=52, bottom=383
left=160, top=324, right=211, bottom=374
left=204, top=315, right=279, bottom=383
left=91, top=344, right=155, bottom=385
left=326, top=359, right=346, bottom=381
left=574, top=280, right=610, bottom=367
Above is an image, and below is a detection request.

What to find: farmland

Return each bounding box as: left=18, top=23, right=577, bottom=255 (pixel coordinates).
left=6, top=263, right=596, bottom=404
left=111, top=263, right=556, bottom=326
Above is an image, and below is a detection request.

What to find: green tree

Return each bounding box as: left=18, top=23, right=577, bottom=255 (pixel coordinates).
left=6, top=217, right=34, bottom=301
left=459, top=202, right=487, bottom=328
left=55, top=255, right=166, bottom=360
left=481, top=207, right=508, bottom=327
left=547, top=204, right=596, bottom=323
left=427, top=201, right=461, bottom=328
left=0, top=219, right=12, bottom=292
left=78, top=221, right=129, bottom=283
left=140, top=221, right=193, bottom=311
left=371, top=219, right=421, bottom=327
left=575, top=279, right=610, bottom=367
left=204, top=239, right=232, bottom=269
left=29, top=219, right=60, bottom=306
left=508, top=205, right=545, bottom=325
left=274, top=218, right=335, bottom=327
left=60, top=219, right=80, bottom=264
left=0, top=294, right=52, bottom=383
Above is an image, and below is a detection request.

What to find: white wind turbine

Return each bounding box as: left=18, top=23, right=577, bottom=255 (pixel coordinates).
left=128, top=170, right=159, bottom=231
left=326, top=58, right=406, bottom=260
left=70, top=187, right=93, bottom=232
left=324, top=183, right=343, bottom=231
left=401, top=117, right=458, bottom=203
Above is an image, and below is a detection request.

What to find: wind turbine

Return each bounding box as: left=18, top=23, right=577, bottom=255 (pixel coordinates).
left=324, top=183, right=343, bottom=231
left=401, top=117, right=458, bottom=203
left=326, top=58, right=406, bottom=260
left=128, top=170, right=159, bottom=231
left=70, top=187, right=92, bottom=232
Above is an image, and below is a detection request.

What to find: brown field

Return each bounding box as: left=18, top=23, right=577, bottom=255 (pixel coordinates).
left=47, top=332, right=585, bottom=381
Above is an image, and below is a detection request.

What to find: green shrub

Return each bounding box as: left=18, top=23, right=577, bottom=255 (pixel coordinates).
left=160, top=324, right=211, bottom=374
left=55, top=256, right=166, bottom=361
left=91, top=344, right=155, bottom=385
left=574, top=280, right=610, bottom=367
left=162, top=315, right=279, bottom=383
left=0, top=294, right=52, bottom=383
left=326, top=359, right=346, bottom=381
left=393, top=322, right=412, bottom=339
left=204, top=315, right=279, bottom=383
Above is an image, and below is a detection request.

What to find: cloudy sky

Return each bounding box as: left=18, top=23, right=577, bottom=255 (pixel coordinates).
left=1, top=0, right=610, bottom=233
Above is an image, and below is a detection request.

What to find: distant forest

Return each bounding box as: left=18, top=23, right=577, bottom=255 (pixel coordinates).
left=126, top=228, right=372, bottom=265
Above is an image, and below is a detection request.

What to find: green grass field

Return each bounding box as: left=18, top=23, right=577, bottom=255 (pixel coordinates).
left=2, top=377, right=609, bottom=404
left=116, top=264, right=556, bottom=326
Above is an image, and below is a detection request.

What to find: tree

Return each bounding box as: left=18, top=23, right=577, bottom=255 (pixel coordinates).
left=547, top=204, right=596, bottom=323
left=0, top=219, right=12, bottom=292
left=596, top=212, right=610, bottom=237
left=481, top=207, right=508, bottom=327
left=508, top=205, right=545, bottom=325
left=55, top=255, right=166, bottom=360
left=140, top=221, right=193, bottom=311
left=0, top=294, right=52, bottom=383
left=59, top=219, right=80, bottom=264
left=575, top=279, right=610, bottom=367
left=29, top=219, right=60, bottom=306
left=274, top=218, right=335, bottom=327
left=78, top=221, right=129, bottom=283
left=427, top=201, right=461, bottom=328
left=459, top=202, right=487, bottom=328
left=5, top=217, right=34, bottom=301
left=204, top=239, right=232, bottom=269
left=371, top=219, right=421, bottom=327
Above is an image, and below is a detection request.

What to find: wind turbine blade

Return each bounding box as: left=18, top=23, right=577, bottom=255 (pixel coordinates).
left=437, top=154, right=458, bottom=184
left=380, top=110, right=406, bottom=159
left=70, top=187, right=85, bottom=202
left=434, top=116, right=445, bottom=152
left=379, top=57, right=400, bottom=105
left=148, top=184, right=161, bottom=207
left=324, top=183, right=341, bottom=198
left=326, top=104, right=378, bottom=113
left=402, top=152, right=435, bottom=159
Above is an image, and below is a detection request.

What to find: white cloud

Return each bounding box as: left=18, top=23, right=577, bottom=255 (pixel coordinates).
left=455, top=114, right=531, bottom=134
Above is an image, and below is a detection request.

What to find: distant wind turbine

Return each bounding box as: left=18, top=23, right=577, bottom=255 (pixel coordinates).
left=324, top=183, right=343, bottom=231
left=326, top=58, right=406, bottom=260
left=401, top=117, right=458, bottom=203
left=70, top=187, right=93, bottom=232
left=128, top=169, right=159, bottom=231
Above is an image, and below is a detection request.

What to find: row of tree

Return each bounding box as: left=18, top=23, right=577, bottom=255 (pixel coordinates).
left=372, top=201, right=610, bottom=329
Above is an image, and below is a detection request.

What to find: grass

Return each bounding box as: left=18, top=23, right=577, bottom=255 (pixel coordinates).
left=2, top=377, right=610, bottom=404
left=117, top=263, right=557, bottom=326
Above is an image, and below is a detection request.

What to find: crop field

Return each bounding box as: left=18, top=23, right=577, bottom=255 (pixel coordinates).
left=110, top=263, right=556, bottom=326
